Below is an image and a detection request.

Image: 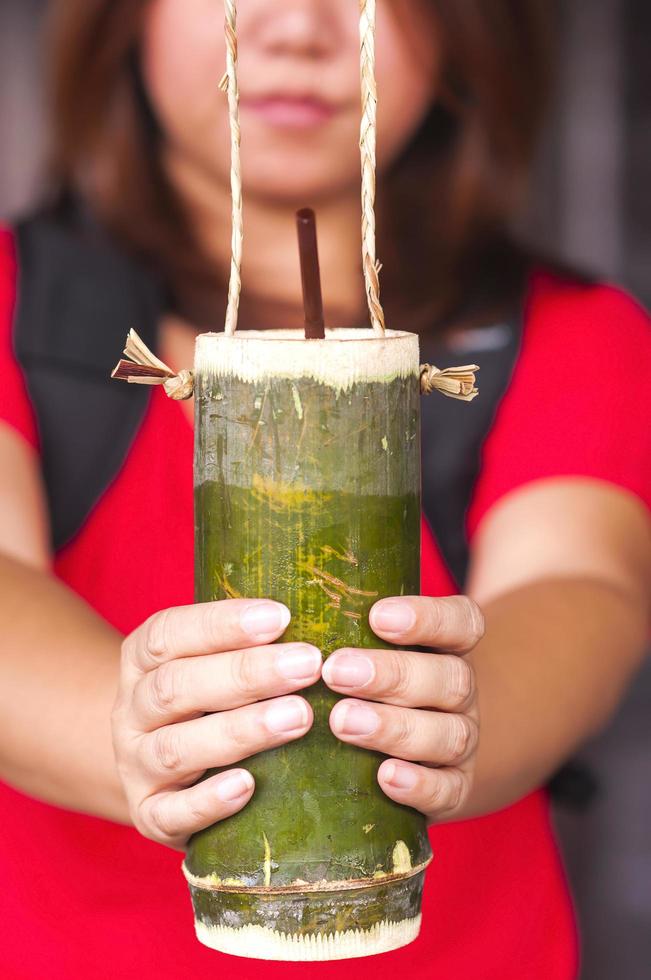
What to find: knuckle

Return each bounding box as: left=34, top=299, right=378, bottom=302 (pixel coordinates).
left=150, top=727, right=183, bottom=775
left=393, top=710, right=415, bottom=750
left=144, top=797, right=176, bottom=842
left=446, top=657, right=474, bottom=708
left=425, top=598, right=444, bottom=638
left=144, top=608, right=174, bottom=663
left=184, top=789, right=220, bottom=829
left=149, top=662, right=180, bottom=716
left=425, top=771, right=465, bottom=816
left=386, top=652, right=413, bottom=701
left=199, top=601, right=221, bottom=648
left=423, top=773, right=448, bottom=813
left=461, top=597, right=485, bottom=647
left=230, top=649, right=261, bottom=700
left=448, top=771, right=467, bottom=811
left=221, top=710, right=253, bottom=753
left=446, top=715, right=473, bottom=762
left=443, top=771, right=466, bottom=812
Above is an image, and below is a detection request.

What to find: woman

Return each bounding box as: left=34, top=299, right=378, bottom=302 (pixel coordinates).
left=0, top=1, right=649, bottom=977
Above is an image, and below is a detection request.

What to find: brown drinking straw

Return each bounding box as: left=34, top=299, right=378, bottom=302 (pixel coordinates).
left=295, top=208, right=326, bottom=339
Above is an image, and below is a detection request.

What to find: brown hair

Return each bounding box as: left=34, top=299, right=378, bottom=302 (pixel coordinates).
left=47, top=0, right=554, bottom=331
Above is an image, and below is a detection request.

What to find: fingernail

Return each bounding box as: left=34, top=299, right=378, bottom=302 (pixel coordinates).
left=383, top=761, right=418, bottom=790
left=322, top=652, right=374, bottom=688
left=275, top=644, right=322, bottom=680
left=264, top=697, right=309, bottom=734
left=215, top=769, right=254, bottom=802
left=241, top=602, right=290, bottom=638
left=371, top=600, right=416, bottom=634
left=332, top=701, right=378, bottom=736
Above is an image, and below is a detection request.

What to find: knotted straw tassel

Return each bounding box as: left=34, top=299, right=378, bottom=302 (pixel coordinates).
left=419, top=363, right=479, bottom=401
left=111, top=329, right=194, bottom=400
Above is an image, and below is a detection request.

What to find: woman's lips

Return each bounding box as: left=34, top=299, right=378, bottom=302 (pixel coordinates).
left=240, top=94, right=341, bottom=128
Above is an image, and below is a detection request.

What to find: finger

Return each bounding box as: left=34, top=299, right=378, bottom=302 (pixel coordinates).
left=133, top=642, right=322, bottom=730
left=138, top=768, right=255, bottom=850
left=329, top=698, right=477, bottom=766
left=377, top=759, right=469, bottom=821
left=140, top=695, right=313, bottom=787
left=369, top=595, right=484, bottom=653
left=125, top=599, right=291, bottom=674
left=322, top=647, right=473, bottom=711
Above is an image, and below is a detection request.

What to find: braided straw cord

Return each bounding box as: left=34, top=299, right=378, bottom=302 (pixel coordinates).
left=219, top=0, right=385, bottom=337
left=219, top=0, right=243, bottom=336
left=359, top=0, right=385, bottom=335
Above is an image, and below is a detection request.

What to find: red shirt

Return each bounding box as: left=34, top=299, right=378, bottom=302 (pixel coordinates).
left=1, top=226, right=650, bottom=979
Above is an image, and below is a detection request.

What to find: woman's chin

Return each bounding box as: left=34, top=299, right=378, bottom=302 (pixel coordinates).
left=239, top=159, right=359, bottom=206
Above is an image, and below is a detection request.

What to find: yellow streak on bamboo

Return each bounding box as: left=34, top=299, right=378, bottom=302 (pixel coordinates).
left=391, top=841, right=412, bottom=874
left=319, top=544, right=358, bottom=566
left=304, top=565, right=378, bottom=599
left=216, top=571, right=243, bottom=600
left=262, top=832, right=272, bottom=888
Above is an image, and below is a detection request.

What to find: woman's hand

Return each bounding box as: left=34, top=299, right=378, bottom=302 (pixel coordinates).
left=323, top=595, right=484, bottom=824
left=111, top=598, right=321, bottom=851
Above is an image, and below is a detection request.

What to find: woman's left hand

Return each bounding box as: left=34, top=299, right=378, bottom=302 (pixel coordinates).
left=323, top=595, right=484, bottom=824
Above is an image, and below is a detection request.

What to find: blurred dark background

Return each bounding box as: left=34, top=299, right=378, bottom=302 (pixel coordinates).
left=0, top=2, right=649, bottom=977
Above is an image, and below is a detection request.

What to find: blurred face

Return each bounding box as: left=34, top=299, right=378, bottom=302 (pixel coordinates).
left=141, top=0, right=439, bottom=204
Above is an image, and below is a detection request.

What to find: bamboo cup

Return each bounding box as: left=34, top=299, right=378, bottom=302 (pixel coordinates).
left=184, top=327, right=432, bottom=960
left=111, top=2, right=477, bottom=959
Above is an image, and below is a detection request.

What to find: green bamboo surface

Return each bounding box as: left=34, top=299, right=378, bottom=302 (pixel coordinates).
left=187, top=361, right=431, bottom=940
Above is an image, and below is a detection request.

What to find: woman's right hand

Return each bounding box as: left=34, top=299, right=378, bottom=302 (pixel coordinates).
left=111, top=598, right=321, bottom=851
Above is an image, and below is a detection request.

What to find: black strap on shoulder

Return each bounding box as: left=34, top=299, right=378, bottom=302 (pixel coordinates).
left=419, top=320, right=522, bottom=589
left=13, top=203, right=164, bottom=551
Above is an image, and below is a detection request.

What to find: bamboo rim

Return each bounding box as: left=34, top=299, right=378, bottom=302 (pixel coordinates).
left=193, top=327, right=419, bottom=389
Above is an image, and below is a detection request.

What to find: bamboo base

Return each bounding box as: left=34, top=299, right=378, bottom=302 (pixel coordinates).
left=194, top=913, right=422, bottom=961
left=186, top=867, right=427, bottom=961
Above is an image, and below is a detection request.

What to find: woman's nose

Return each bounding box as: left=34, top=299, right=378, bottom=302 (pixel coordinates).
left=253, top=1, right=341, bottom=59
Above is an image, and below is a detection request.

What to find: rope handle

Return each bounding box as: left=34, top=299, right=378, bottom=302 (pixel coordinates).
left=220, top=0, right=385, bottom=337
left=111, top=1, right=480, bottom=402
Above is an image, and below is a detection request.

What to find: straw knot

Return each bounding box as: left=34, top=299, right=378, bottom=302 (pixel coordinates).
left=111, top=329, right=195, bottom=401
left=419, top=363, right=479, bottom=401
left=163, top=369, right=195, bottom=401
